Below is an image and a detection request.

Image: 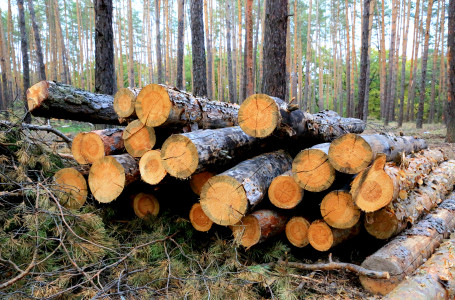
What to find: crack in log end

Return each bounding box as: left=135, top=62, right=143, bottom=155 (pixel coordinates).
left=27, top=80, right=50, bottom=111
left=160, top=135, right=199, bottom=179
left=285, top=216, right=310, bottom=248
left=238, top=94, right=279, bottom=138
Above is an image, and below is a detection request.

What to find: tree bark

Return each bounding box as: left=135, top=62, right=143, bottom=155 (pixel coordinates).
left=379, top=0, right=387, bottom=119
left=27, top=0, right=46, bottom=81
left=246, top=0, right=254, bottom=97
left=344, top=0, right=351, bottom=117
left=356, top=0, right=371, bottom=120
left=203, top=0, right=213, bottom=99
left=190, top=0, right=208, bottom=97
left=226, top=0, right=235, bottom=103
left=447, top=0, right=455, bottom=141
left=17, top=0, right=31, bottom=123
left=155, top=0, right=163, bottom=84
left=176, top=0, right=185, bottom=89
left=302, top=0, right=313, bottom=110
left=397, top=0, right=411, bottom=127
left=127, top=0, right=134, bottom=87
left=384, top=0, right=398, bottom=125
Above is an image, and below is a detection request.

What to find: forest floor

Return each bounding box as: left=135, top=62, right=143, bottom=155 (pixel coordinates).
left=0, top=119, right=453, bottom=299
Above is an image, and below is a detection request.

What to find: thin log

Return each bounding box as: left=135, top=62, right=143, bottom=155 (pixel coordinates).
left=200, top=150, right=292, bottom=225
left=113, top=87, right=140, bottom=118
left=320, top=189, right=361, bottom=229
left=268, top=170, right=304, bottom=209
left=54, top=167, right=88, bottom=209
left=308, top=220, right=361, bottom=252
left=189, top=202, right=213, bottom=232
left=133, top=192, right=160, bottom=219
left=285, top=216, right=311, bottom=248
left=122, top=119, right=156, bottom=157
left=139, top=150, right=167, bottom=185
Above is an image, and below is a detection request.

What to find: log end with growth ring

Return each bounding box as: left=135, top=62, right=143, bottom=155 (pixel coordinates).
left=200, top=175, right=247, bottom=226
left=160, top=134, right=199, bottom=179
left=139, top=150, right=167, bottom=185
left=364, top=209, right=399, bottom=240
left=27, top=80, right=49, bottom=111
left=360, top=257, right=403, bottom=295
left=133, top=193, right=160, bottom=219
left=231, top=215, right=261, bottom=248
left=135, top=84, right=171, bottom=127
left=123, top=120, right=156, bottom=157
left=320, top=190, right=361, bottom=229
left=72, top=132, right=105, bottom=164
left=285, top=216, right=310, bottom=248
left=268, top=172, right=304, bottom=209
left=189, top=203, right=213, bottom=232
left=113, top=87, right=137, bottom=118
left=238, top=94, right=280, bottom=138
left=351, top=154, right=395, bottom=212
left=54, top=168, right=88, bottom=209
left=292, top=149, right=335, bottom=192
left=190, top=171, right=215, bottom=196
left=308, top=220, right=334, bottom=251
left=88, top=156, right=126, bottom=203
left=328, top=133, right=374, bottom=174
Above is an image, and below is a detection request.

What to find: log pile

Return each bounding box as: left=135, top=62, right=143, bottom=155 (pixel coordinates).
left=28, top=81, right=455, bottom=296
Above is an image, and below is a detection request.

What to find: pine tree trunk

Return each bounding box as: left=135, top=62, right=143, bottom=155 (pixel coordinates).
left=203, top=0, right=213, bottom=99
left=448, top=0, right=455, bottom=141
left=385, top=0, right=397, bottom=125
left=155, top=0, right=163, bottom=84
left=0, top=13, right=9, bottom=110
left=190, top=0, right=208, bottom=97
left=226, top=1, right=235, bottom=103
left=356, top=0, right=371, bottom=120
left=176, top=0, right=185, bottom=89
left=379, top=0, right=387, bottom=119
left=406, top=0, right=421, bottom=121
left=302, top=0, right=313, bottom=110
left=127, top=0, right=134, bottom=87
left=246, top=0, right=254, bottom=97
left=398, top=0, right=411, bottom=127
left=429, top=1, right=442, bottom=124
left=27, top=0, right=46, bottom=81
left=17, top=0, right=31, bottom=123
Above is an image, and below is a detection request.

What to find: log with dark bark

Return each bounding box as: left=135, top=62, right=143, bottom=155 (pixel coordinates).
left=71, top=128, right=124, bottom=164
left=200, top=150, right=292, bottom=225
left=364, top=160, right=455, bottom=239
left=292, top=143, right=335, bottom=192
left=351, top=149, right=445, bottom=212
left=113, top=87, right=140, bottom=119
left=268, top=170, right=304, bottom=209
left=139, top=150, right=167, bottom=185
left=122, top=119, right=156, bottom=157
left=238, top=94, right=365, bottom=139
left=231, top=209, right=287, bottom=249
left=135, top=84, right=239, bottom=128
left=161, top=126, right=270, bottom=179
left=189, top=171, right=215, bottom=196
left=320, top=189, right=361, bottom=229
left=308, top=220, right=361, bottom=252
left=285, top=216, right=311, bottom=248
left=360, top=193, right=455, bottom=295
left=27, top=81, right=123, bottom=125
left=189, top=202, right=213, bottom=232
left=132, top=193, right=160, bottom=219
left=383, top=235, right=455, bottom=300
left=88, top=154, right=139, bottom=203
left=54, top=167, right=88, bottom=209
left=329, top=133, right=428, bottom=174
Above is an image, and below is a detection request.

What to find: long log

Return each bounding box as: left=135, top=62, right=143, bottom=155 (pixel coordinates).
left=351, top=149, right=446, bottom=212
left=113, top=87, right=140, bottom=119
left=88, top=154, right=139, bottom=203
left=268, top=170, right=304, bottom=209
left=135, top=84, right=239, bottom=128
left=285, top=216, right=311, bottom=248
left=364, top=160, right=455, bottom=239
left=71, top=128, right=124, bottom=164
left=320, top=189, right=361, bottom=229
left=292, top=143, right=335, bottom=192
left=383, top=235, right=455, bottom=300
left=308, top=220, right=361, bottom=252
left=237, top=94, right=366, bottom=139
left=360, top=193, right=455, bottom=295
left=54, top=167, right=88, bottom=209
left=328, top=133, right=428, bottom=174
left=200, top=150, right=292, bottom=225
left=27, top=81, right=125, bottom=125
left=189, top=202, right=213, bottom=232
left=160, top=126, right=270, bottom=179
left=122, top=119, right=156, bottom=157
left=231, top=209, right=287, bottom=249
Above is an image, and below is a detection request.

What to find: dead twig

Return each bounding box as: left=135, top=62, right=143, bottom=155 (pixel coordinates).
left=0, top=120, right=72, bottom=145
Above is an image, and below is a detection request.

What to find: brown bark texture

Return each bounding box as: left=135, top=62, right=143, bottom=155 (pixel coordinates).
left=448, top=0, right=455, bottom=141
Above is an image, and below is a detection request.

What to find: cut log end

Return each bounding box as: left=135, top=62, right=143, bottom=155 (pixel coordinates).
left=308, top=220, right=334, bottom=252
left=360, top=257, right=403, bottom=295
left=135, top=84, right=171, bottom=127
left=161, top=134, right=199, bottom=179
left=27, top=80, right=49, bottom=111
left=364, top=209, right=399, bottom=240
left=139, top=150, right=167, bottom=185
left=200, top=175, right=247, bottom=226
left=292, top=149, right=335, bottom=192
left=133, top=193, right=160, bottom=219
left=54, top=168, right=88, bottom=209
left=268, top=172, right=304, bottom=209
left=190, top=171, right=215, bottom=196
left=231, top=215, right=261, bottom=248
left=88, top=156, right=125, bottom=203
left=123, top=120, right=156, bottom=157
left=72, top=132, right=105, bottom=164
left=113, top=87, right=137, bottom=118
left=189, top=203, right=213, bottom=232
left=238, top=94, right=280, bottom=138
left=328, top=133, right=374, bottom=174
left=285, top=216, right=310, bottom=248
left=320, top=190, right=361, bottom=229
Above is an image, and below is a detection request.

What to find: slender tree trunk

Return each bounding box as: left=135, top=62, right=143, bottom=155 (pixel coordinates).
left=437, top=1, right=446, bottom=123
left=317, top=0, right=323, bottom=111
left=379, top=0, right=386, bottom=118
left=363, top=0, right=375, bottom=121
left=356, top=0, right=371, bottom=120
left=7, top=0, right=18, bottom=98
left=406, top=0, right=421, bottom=121
left=350, top=3, right=355, bottom=116
left=76, top=0, right=85, bottom=88
left=17, top=0, right=31, bottom=123
left=203, top=0, right=213, bottom=99
left=238, top=0, right=244, bottom=102
left=303, top=0, right=313, bottom=110
left=226, top=0, right=235, bottom=103
left=447, top=0, right=455, bottom=142
left=190, top=0, right=208, bottom=97
left=416, top=0, right=434, bottom=128
left=253, top=0, right=261, bottom=93
left=429, top=0, right=441, bottom=123
left=344, top=0, right=351, bottom=117
left=127, top=0, right=134, bottom=86
left=398, top=0, right=411, bottom=127
left=27, top=0, right=46, bottom=81
left=246, top=0, right=254, bottom=97
left=385, top=0, right=397, bottom=125
left=176, top=0, right=185, bottom=89
left=0, top=9, right=11, bottom=110
left=155, top=0, right=163, bottom=83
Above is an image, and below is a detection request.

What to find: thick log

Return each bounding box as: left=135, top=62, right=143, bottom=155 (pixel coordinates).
left=135, top=84, right=239, bottom=128
left=360, top=193, right=455, bottom=295
left=351, top=149, right=446, bottom=212
left=292, top=143, right=335, bottom=192
left=27, top=81, right=125, bottom=125
left=200, top=150, right=292, bottom=225
left=231, top=209, right=287, bottom=249
left=161, top=126, right=270, bottom=179
left=54, top=167, right=88, bottom=209
left=71, top=128, right=124, bottom=164
left=237, top=94, right=366, bottom=139
left=113, top=87, right=140, bottom=118
left=88, top=154, right=139, bottom=203
left=285, top=216, right=311, bottom=248
left=320, top=189, right=361, bottom=229
left=328, top=133, right=428, bottom=174
left=268, top=170, right=304, bottom=209
left=133, top=193, right=160, bottom=219
left=364, top=160, right=455, bottom=239
left=139, top=150, right=167, bottom=185
left=383, top=236, right=455, bottom=300
left=308, top=220, right=361, bottom=252
left=189, top=171, right=215, bottom=196
left=122, top=119, right=156, bottom=157
left=189, top=202, right=213, bottom=232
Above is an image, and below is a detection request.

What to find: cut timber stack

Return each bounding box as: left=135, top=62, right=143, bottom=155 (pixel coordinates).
left=72, top=128, right=124, bottom=164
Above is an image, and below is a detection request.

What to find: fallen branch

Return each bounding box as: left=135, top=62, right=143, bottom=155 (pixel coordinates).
left=0, top=120, right=72, bottom=145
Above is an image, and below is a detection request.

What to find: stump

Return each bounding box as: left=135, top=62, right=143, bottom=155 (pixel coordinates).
left=122, top=120, right=156, bottom=157
left=285, top=216, right=311, bottom=248
left=268, top=170, right=304, bottom=209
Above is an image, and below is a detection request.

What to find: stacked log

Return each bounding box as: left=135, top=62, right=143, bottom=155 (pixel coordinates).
left=53, top=167, right=89, bottom=209
left=189, top=202, right=213, bottom=232
left=132, top=193, right=160, bottom=219
left=307, top=220, right=361, bottom=252
left=139, top=150, right=168, bottom=185
left=122, top=120, right=156, bottom=157
left=189, top=171, right=215, bottom=196
left=320, top=189, right=361, bottom=229
left=285, top=216, right=311, bottom=247
left=113, top=87, right=140, bottom=119
left=268, top=170, right=304, bottom=209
